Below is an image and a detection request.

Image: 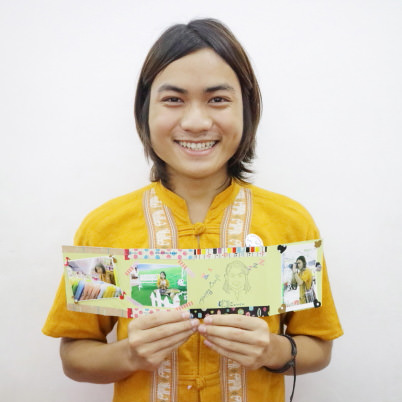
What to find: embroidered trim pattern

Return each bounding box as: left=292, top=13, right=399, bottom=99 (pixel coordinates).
left=220, top=188, right=252, bottom=248
left=221, top=356, right=247, bottom=402
left=143, top=188, right=177, bottom=249
left=150, top=351, right=178, bottom=402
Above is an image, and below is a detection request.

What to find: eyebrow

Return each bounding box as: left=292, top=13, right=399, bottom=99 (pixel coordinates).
left=157, top=84, right=236, bottom=94
left=205, top=84, right=236, bottom=93
left=157, top=84, right=187, bottom=94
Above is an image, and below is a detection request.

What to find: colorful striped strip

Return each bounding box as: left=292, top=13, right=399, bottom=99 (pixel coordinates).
left=125, top=246, right=269, bottom=260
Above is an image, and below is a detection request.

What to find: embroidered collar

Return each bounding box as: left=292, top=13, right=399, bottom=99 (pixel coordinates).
left=153, top=180, right=243, bottom=224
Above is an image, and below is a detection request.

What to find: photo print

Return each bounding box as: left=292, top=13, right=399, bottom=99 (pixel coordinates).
left=66, top=256, right=121, bottom=301
left=281, top=242, right=320, bottom=311
left=130, top=263, right=188, bottom=308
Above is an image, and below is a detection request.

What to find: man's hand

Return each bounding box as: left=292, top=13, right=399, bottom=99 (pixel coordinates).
left=198, top=314, right=282, bottom=370
left=127, top=310, right=199, bottom=371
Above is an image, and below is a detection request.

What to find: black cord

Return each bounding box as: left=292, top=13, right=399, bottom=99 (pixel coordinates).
left=289, top=356, right=296, bottom=402
left=264, top=334, right=297, bottom=402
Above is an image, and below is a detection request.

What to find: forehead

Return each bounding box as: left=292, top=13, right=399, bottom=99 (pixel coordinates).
left=151, top=48, right=241, bottom=92
left=230, top=265, right=245, bottom=274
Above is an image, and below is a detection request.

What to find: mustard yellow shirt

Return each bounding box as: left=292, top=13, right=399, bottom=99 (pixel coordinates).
left=299, top=268, right=313, bottom=304
left=156, top=277, right=170, bottom=289
left=43, top=181, right=343, bottom=402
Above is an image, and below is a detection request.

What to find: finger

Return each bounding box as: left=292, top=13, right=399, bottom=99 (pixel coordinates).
left=146, top=318, right=199, bottom=344
left=200, top=317, right=268, bottom=340
left=136, top=333, right=198, bottom=370
left=135, top=325, right=197, bottom=356
left=204, top=334, right=246, bottom=353
left=133, top=311, right=193, bottom=330
left=200, top=324, right=268, bottom=344
left=203, top=331, right=251, bottom=349
left=199, top=323, right=247, bottom=343
left=130, top=317, right=199, bottom=345
left=203, top=338, right=255, bottom=367
left=203, top=314, right=263, bottom=330
left=203, top=332, right=268, bottom=355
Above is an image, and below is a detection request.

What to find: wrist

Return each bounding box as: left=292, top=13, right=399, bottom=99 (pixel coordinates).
left=265, top=334, right=298, bottom=402
left=264, top=334, right=297, bottom=373
left=120, top=338, right=140, bottom=374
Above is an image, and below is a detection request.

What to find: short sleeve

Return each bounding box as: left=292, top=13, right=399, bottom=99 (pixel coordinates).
left=41, top=202, right=123, bottom=340
left=42, top=275, right=117, bottom=340
left=249, top=185, right=343, bottom=341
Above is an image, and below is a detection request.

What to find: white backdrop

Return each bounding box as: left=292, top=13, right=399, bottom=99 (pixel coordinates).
left=1, top=1, right=401, bottom=401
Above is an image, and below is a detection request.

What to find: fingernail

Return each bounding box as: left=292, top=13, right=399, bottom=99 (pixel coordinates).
left=181, top=311, right=190, bottom=320
left=204, top=315, right=213, bottom=324
left=198, top=324, right=206, bottom=334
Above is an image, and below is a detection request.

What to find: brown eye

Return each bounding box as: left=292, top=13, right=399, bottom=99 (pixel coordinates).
left=210, top=97, right=226, bottom=103
left=162, top=97, right=182, bottom=103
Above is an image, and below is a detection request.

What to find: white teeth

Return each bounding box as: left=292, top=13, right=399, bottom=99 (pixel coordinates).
left=177, top=141, right=216, bottom=150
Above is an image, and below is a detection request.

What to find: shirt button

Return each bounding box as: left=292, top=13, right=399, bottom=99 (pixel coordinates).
left=193, top=222, right=206, bottom=236
left=195, top=375, right=206, bottom=390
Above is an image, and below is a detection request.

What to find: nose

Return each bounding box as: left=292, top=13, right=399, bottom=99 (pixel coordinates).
left=180, top=103, right=213, bottom=133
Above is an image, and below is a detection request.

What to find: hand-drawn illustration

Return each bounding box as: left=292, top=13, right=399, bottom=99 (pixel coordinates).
left=194, top=256, right=268, bottom=309
left=222, top=260, right=251, bottom=300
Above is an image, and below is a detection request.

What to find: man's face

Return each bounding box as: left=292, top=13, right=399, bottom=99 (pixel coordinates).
left=148, top=48, right=243, bottom=186
left=228, top=266, right=246, bottom=290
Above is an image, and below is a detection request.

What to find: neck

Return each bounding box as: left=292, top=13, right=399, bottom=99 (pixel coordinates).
left=167, top=172, right=231, bottom=223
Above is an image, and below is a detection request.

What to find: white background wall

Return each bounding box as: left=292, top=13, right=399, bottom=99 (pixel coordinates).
left=1, top=1, right=401, bottom=401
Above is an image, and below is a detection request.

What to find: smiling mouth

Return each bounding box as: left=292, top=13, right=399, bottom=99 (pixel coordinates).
left=176, top=140, right=217, bottom=151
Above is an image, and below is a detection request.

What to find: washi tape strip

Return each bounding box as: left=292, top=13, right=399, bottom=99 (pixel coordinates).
left=125, top=248, right=196, bottom=260
left=67, top=303, right=128, bottom=318
left=125, top=246, right=270, bottom=260
left=190, top=305, right=270, bottom=319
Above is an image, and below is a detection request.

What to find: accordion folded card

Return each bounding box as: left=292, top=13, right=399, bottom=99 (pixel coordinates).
left=62, top=239, right=323, bottom=319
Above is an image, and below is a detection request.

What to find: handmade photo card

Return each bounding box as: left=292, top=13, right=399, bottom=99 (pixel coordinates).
left=62, top=239, right=323, bottom=318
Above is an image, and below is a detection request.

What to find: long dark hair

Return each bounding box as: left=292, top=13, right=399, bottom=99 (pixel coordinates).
left=94, top=263, right=106, bottom=274
left=296, top=256, right=307, bottom=269
left=134, top=18, right=262, bottom=186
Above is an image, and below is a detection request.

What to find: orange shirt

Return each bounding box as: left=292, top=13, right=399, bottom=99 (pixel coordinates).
left=43, top=181, right=343, bottom=402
